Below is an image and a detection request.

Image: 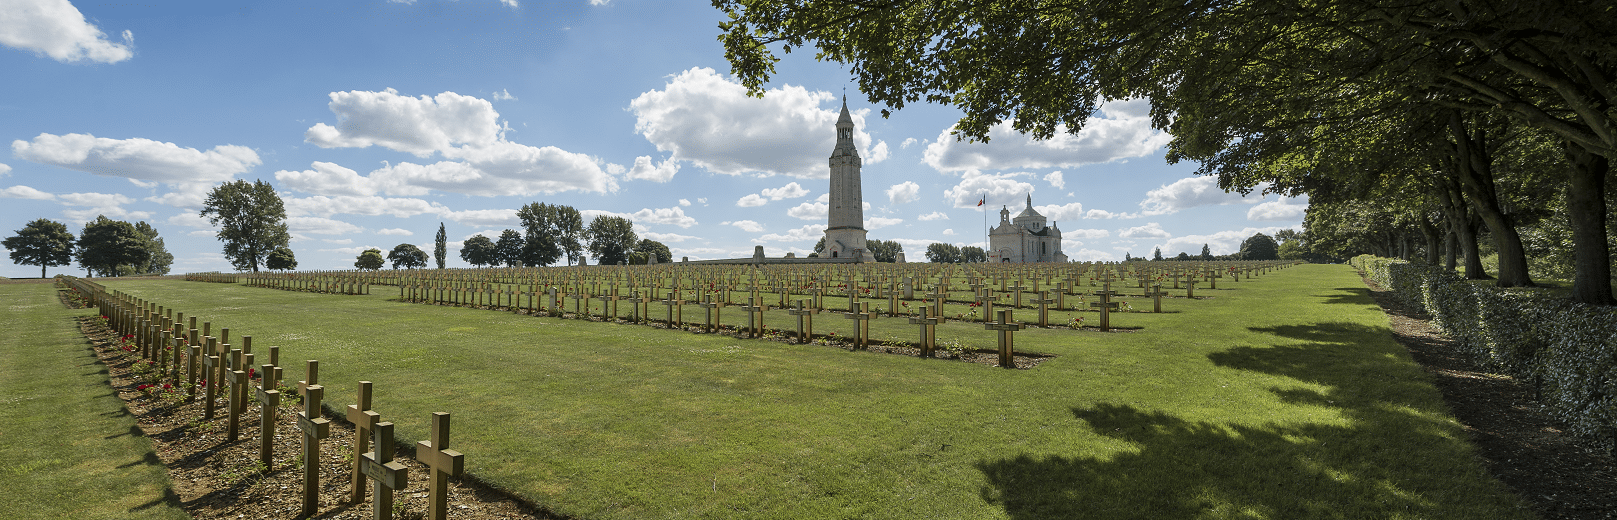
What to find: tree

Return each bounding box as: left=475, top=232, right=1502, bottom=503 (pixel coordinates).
left=960, top=245, right=986, bottom=263
left=388, top=243, right=428, bottom=269
left=634, top=239, right=671, bottom=265
left=812, top=236, right=826, bottom=257
left=1152, top=248, right=1163, bottom=261
left=515, top=202, right=563, bottom=267
left=121, top=221, right=172, bottom=276
left=266, top=247, right=298, bottom=271
left=354, top=248, right=384, bottom=270
left=1199, top=244, right=1214, bottom=261
left=1175, top=252, right=1191, bottom=261
left=494, top=230, right=525, bottom=267
left=434, top=223, right=447, bottom=270
left=3, top=218, right=75, bottom=278
left=460, top=235, right=497, bottom=268
left=554, top=205, right=585, bottom=265
left=585, top=216, right=638, bottom=265
left=201, top=179, right=290, bottom=272
left=866, top=239, right=902, bottom=263
left=1240, top=233, right=1280, bottom=261
left=924, top=242, right=961, bottom=263
left=76, top=216, right=148, bottom=277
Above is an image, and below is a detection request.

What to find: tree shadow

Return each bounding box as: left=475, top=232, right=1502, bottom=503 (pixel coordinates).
left=128, top=487, right=184, bottom=514
left=976, top=322, right=1514, bottom=519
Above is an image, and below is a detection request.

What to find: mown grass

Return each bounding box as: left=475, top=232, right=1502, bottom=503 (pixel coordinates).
left=101, top=264, right=1534, bottom=519
left=0, top=282, right=189, bottom=520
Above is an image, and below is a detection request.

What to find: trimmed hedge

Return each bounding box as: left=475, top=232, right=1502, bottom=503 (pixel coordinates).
left=1351, top=255, right=1617, bottom=452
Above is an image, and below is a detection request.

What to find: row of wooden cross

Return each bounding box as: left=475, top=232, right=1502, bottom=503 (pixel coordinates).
left=90, top=286, right=467, bottom=520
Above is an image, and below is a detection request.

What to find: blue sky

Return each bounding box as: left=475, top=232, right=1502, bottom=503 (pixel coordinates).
left=1, top=0, right=1305, bottom=277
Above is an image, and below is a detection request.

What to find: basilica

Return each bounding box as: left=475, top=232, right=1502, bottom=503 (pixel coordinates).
left=988, top=195, right=1068, bottom=263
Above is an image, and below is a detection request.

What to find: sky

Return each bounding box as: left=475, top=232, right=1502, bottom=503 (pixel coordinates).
left=0, top=0, right=1306, bottom=277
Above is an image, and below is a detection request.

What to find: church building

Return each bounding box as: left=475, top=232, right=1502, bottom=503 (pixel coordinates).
left=988, top=195, right=1068, bottom=263
left=823, top=96, right=876, bottom=262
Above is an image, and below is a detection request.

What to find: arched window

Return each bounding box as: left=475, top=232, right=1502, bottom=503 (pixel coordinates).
left=1041, top=242, right=1046, bottom=255
left=831, top=251, right=838, bottom=258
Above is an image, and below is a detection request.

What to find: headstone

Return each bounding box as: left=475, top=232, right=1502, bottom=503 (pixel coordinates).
left=985, top=309, right=1023, bottom=368
left=359, top=421, right=409, bottom=520
left=417, top=412, right=465, bottom=520
left=347, top=381, right=381, bottom=503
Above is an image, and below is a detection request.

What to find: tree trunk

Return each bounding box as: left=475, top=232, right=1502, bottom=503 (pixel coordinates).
left=1434, top=172, right=1489, bottom=279
left=1449, top=113, right=1532, bottom=286
left=1418, top=214, right=1441, bottom=265
left=1444, top=228, right=1458, bottom=269
left=1564, top=145, right=1616, bottom=305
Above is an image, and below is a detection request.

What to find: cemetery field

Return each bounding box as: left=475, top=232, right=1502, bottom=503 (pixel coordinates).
left=0, top=281, right=189, bottom=520
left=97, top=264, right=1534, bottom=519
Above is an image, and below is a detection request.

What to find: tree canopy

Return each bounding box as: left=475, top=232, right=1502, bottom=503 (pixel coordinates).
left=201, top=179, right=290, bottom=272
left=76, top=216, right=148, bottom=277
left=354, top=248, right=384, bottom=270
left=924, top=242, right=961, bottom=263
left=586, top=216, right=638, bottom=265
left=3, top=218, right=76, bottom=278
left=495, top=230, right=525, bottom=267
left=635, top=239, right=671, bottom=265
left=434, top=223, right=447, bottom=270
left=866, top=239, right=903, bottom=263
left=460, top=235, right=497, bottom=268
left=266, top=247, right=298, bottom=271
left=388, top=243, right=428, bottom=269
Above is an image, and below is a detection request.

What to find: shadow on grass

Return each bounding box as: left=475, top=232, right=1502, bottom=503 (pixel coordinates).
left=1316, top=286, right=1374, bottom=306
left=976, top=322, right=1512, bottom=519
left=129, top=487, right=184, bottom=513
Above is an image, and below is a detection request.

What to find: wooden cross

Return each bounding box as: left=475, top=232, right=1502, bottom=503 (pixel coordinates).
left=299, top=384, right=331, bottom=518
left=697, top=293, right=724, bottom=333
left=1146, top=284, right=1167, bottom=313
left=842, top=301, right=877, bottom=349
left=225, top=349, right=246, bottom=442
left=202, top=338, right=220, bottom=420
left=985, top=309, right=1023, bottom=368
left=975, top=289, right=995, bottom=323
left=256, top=363, right=282, bottom=469
left=627, top=291, right=647, bottom=324
left=417, top=412, right=466, bottom=520
left=1006, top=281, right=1025, bottom=308
left=1032, top=291, right=1056, bottom=327
left=186, top=343, right=200, bottom=401
left=359, top=421, right=409, bottom=520
left=298, top=360, right=319, bottom=413
left=347, top=381, right=382, bottom=503
left=1186, top=280, right=1197, bottom=299
left=660, top=294, right=686, bottom=328
left=738, top=297, right=766, bottom=338
left=787, top=300, right=818, bottom=343
left=909, top=305, right=938, bottom=357
left=1089, top=286, right=1120, bottom=332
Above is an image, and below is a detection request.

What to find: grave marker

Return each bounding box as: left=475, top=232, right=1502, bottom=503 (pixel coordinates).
left=417, top=412, right=466, bottom=520
left=985, top=309, right=1023, bottom=368
left=843, top=301, right=877, bottom=349
left=788, top=300, right=818, bottom=343
left=359, top=421, right=409, bottom=520
left=909, top=305, right=938, bottom=357
left=299, top=384, right=331, bottom=517
left=347, top=381, right=382, bottom=503
left=255, top=363, right=281, bottom=469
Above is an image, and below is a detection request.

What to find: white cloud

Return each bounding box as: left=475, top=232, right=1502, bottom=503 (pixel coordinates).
left=1119, top=222, right=1170, bottom=239
left=303, top=88, right=616, bottom=195
left=900, top=138, right=918, bottom=149
left=1140, top=176, right=1258, bottom=216
left=1034, top=202, right=1085, bottom=222
left=886, top=181, right=920, bottom=205
left=736, top=194, right=768, bottom=207
left=12, top=133, right=259, bottom=184
left=757, top=224, right=823, bottom=243
left=1069, top=248, right=1117, bottom=262
left=437, top=208, right=518, bottom=227
left=631, top=206, right=697, bottom=228
left=0, top=0, right=134, bottom=63
left=0, top=163, right=11, bottom=176
left=917, top=211, right=949, bottom=221
left=726, top=220, right=766, bottom=233
left=941, top=170, right=1036, bottom=209
left=678, top=199, right=691, bottom=207
left=787, top=200, right=827, bottom=221
left=492, top=89, right=516, bottom=101
left=288, top=216, right=364, bottom=235
left=376, top=228, right=414, bottom=236
left=1247, top=198, right=1308, bottom=221
left=1084, top=208, right=1138, bottom=219
left=322, top=238, right=354, bottom=245
left=760, top=181, right=810, bottom=200
left=146, top=182, right=215, bottom=209
left=1065, top=228, right=1111, bottom=239
left=624, top=155, right=679, bottom=182
left=1150, top=226, right=1294, bottom=258
left=1044, top=171, right=1065, bottom=189
left=921, top=99, right=1169, bottom=172
left=275, top=161, right=374, bottom=196
left=628, top=67, right=887, bottom=178
left=639, top=231, right=698, bottom=243
left=1, top=185, right=55, bottom=200
left=283, top=195, right=448, bottom=219
left=165, top=212, right=213, bottom=229
left=942, top=229, right=956, bottom=236
left=865, top=217, right=903, bottom=230
left=57, top=192, right=149, bottom=222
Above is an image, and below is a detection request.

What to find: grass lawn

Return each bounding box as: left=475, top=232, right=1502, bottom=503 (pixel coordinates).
left=100, top=264, right=1534, bottom=519
left=0, top=282, right=189, bottom=520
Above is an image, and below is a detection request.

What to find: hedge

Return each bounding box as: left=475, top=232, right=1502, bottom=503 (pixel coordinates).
left=1351, top=255, right=1617, bottom=453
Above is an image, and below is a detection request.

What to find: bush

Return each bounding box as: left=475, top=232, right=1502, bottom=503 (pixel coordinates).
left=1352, top=255, right=1617, bottom=452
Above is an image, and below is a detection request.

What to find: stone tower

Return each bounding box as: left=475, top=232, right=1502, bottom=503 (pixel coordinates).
left=824, top=96, right=874, bottom=262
